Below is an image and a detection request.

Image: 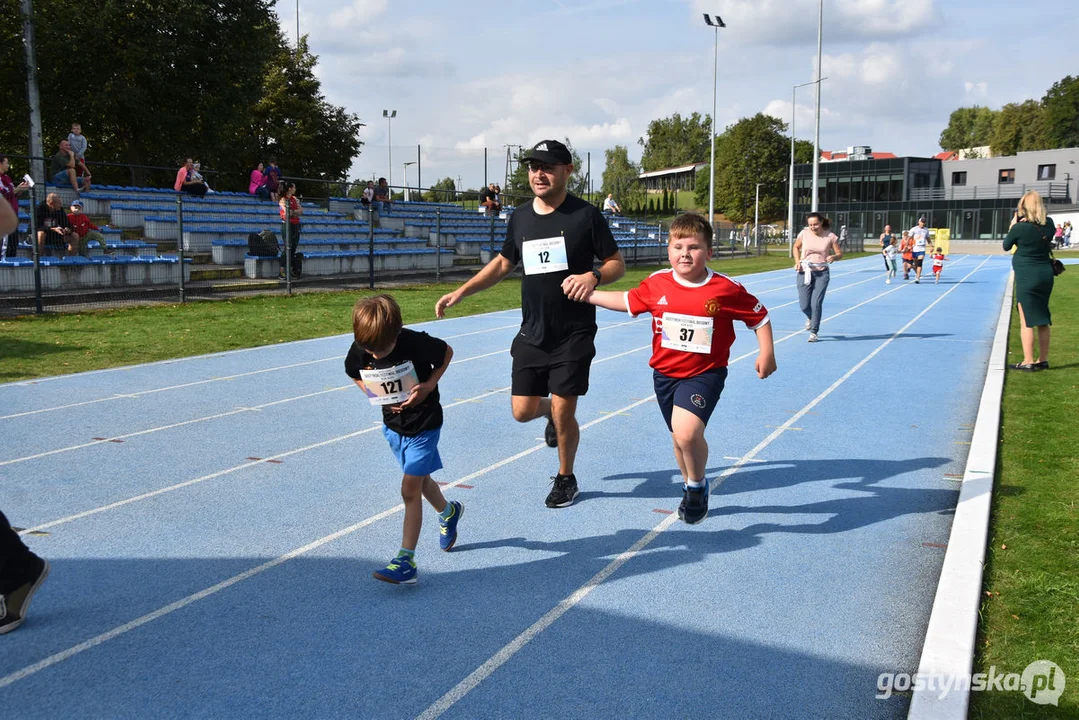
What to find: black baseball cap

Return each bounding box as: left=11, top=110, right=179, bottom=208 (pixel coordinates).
left=521, top=140, right=572, bottom=166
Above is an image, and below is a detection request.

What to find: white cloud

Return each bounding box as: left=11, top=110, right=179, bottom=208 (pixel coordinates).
left=964, top=81, right=988, bottom=98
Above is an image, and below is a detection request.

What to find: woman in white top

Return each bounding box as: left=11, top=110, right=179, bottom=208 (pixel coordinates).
left=793, top=212, right=843, bottom=342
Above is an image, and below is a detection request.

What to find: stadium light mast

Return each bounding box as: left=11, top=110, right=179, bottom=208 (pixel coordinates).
left=789, top=77, right=827, bottom=256
left=383, top=109, right=397, bottom=187
left=811, top=0, right=824, bottom=211
left=403, top=161, right=416, bottom=201
left=702, top=13, right=725, bottom=244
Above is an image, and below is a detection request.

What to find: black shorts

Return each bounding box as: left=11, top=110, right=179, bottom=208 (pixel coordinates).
left=913, top=252, right=925, bottom=268
left=511, top=329, right=596, bottom=397
left=653, top=368, right=727, bottom=432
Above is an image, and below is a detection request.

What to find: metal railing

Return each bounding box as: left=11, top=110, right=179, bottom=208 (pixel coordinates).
left=910, top=182, right=1069, bottom=202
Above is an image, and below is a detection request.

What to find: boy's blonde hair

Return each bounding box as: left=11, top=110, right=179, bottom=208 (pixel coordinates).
left=668, top=213, right=713, bottom=243
left=1016, top=190, right=1047, bottom=225
left=352, top=294, right=402, bottom=351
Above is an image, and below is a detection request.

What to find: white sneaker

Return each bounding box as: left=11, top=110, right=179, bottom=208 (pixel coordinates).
left=886, top=278, right=891, bottom=284
left=807, top=332, right=818, bottom=343
left=804, top=318, right=811, bottom=330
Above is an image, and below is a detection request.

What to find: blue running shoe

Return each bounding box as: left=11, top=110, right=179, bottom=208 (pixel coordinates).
left=373, top=556, right=417, bottom=585
left=439, top=500, right=463, bottom=551
left=677, top=479, right=710, bottom=525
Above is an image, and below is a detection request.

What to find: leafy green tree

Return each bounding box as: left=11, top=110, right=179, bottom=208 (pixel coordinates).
left=938, top=106, right=996, bottom=152
left=638, top=112, right=712, bottom=172
left=1041, top=75, right=1079, bottom=149
left=600, top=145, right=644, bottom=212
left=424, top=177, right=457, bottom=203
left=990, top=100, right=1050, bottom=157
left=0, top=1, right=362, bottom=193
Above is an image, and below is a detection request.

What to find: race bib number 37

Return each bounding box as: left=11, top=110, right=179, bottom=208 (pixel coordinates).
left=359, top=361, right=419, bottom=405
left=660, top=312, right=714, bottom=354
left=521, top=236, right=569, bottom=275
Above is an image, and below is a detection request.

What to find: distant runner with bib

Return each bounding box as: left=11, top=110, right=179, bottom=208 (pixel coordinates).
left=435, top=139, right=625, bottom=508
left=908, top=216, right=930, bottom=284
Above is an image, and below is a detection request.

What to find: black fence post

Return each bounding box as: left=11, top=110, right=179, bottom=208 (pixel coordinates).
left=367, top=211, right=375, bottom=290
left=176, top=194, right=186, bottom=303
left=29, top=183, right=42, bottom=313
left=488, top=214, right=495, bottom=259
left=435, top=208, right=442, bottom=284
left=284, top=198, right=292, bottom=295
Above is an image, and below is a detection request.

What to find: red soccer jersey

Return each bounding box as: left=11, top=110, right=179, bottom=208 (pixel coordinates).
left=626, top=268, right=769, bottom=379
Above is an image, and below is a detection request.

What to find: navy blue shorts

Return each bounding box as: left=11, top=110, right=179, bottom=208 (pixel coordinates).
left=653, top=368, right=727, bottom=432
left=382, top=426, right=443, bottom=476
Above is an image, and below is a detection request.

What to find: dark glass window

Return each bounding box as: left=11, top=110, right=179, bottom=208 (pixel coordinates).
left=999, top=169, right=1015, bottom=184
left=952, top=171, right=967, bottom=186
left=1037, top=164, right=1056, bottom=181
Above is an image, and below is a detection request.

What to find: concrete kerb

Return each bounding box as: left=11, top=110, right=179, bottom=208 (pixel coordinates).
left=907, top=272, right=1013, bottom=719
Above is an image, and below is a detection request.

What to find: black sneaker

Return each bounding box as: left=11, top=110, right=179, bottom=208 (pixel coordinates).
left=545, top=474, right=579, bottom=508
left=678, top=479, right=710, bottom=524
left=0, top=554, right=50, bottom=635
left=544, top=415, right=558, bottom=448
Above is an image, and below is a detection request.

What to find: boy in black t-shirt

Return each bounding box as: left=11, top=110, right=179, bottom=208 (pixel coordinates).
left=344, top=294, right=460, bottom=585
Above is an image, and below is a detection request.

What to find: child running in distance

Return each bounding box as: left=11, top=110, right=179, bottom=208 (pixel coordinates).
left=577, top=213, right=776, bottom=523
left=344, top=294, right=461, bottom=584
left=931, top=246, right=947, bottom=284
left=884, top=238, right=898, bottom=284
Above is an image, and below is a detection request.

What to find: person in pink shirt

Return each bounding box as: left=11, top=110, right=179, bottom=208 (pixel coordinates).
left=793, top=212, right=843, bottom=342
left=249, top=162, right=270, bottom=200
left=174, top=157, right=207, bottom=196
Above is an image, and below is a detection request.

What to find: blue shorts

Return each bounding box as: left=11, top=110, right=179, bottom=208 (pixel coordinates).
left=653, top=368, right=727, bottom=432
left=383, top=426, right=443, bottom=476
left=51, top=170, right=71, bottom=186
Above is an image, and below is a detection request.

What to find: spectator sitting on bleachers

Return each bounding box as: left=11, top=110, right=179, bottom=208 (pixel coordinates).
left=264, top=157, right=282, bottom=202
left=66, top=198, right=101, bottom=257
left=36, top=192, right=79, bottom=256
left=174, top=157, right=208, bottom=196
left=50, top=140, right=89, bottom=194
left=480, top=182, right=501, bottom=216
left=602, top=193, right=621, bottom=215
left=360, top=180, right=375, bottom=207
left=373, top=177, right=392, bottom=209
left=0, top=154, right=30, bottom=261
left=67, top=122, right=92, bottom=191
left=192, top=161, right=216, bottom=194
left=249, top=162, right=270, bottom=200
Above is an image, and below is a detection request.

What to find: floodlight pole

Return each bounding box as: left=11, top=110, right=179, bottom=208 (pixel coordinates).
left=383, top=109, right=396, bottom=187
left=811, top=0, right=824, bottom=211
left=789, top=77, right=826, bottom=257
left=702, top=14, right=725, bottom=243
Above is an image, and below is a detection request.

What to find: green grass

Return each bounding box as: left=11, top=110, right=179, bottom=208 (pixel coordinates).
left=969, top=272, right=1078, bottom=718
left=0, top=254, right=799, bottom=383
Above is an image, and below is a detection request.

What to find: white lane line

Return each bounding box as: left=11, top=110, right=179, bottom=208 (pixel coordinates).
left=0, top=396, right=659, bottom=689
left=1, top=321, right=645, bottom=467
left=415, top=255, right=994, bottom=719
left=15, top=344, right=651, bottom=536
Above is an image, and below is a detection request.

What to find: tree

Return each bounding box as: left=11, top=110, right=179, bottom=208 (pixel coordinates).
left=600, top=145, right=644, bottom=212
left=697, top=114, right=793, bottom=224
left=424, top=177, right=457, bottom=203
left=990, top=100, right=1049, bottom=157
left=0, top=1, right=362, bottom=193
left=938, top=106, right=996, bottom=152
left=1041, top=75, right=1079, bottom=149
left=638, top=112, right=712, bottom=172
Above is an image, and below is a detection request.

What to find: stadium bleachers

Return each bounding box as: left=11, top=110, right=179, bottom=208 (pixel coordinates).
left=2, top=184, right=667, bottom=293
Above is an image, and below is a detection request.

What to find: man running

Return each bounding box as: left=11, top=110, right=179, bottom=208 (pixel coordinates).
left=435, top=140, right=625, bottom=508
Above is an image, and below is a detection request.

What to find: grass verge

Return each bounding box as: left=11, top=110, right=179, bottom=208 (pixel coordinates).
left=0, top=253, right=808, bottom=383
left=969, top=271, right=1078, bottom=718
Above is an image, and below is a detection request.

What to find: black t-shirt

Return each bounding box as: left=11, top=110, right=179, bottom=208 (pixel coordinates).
left=36, top=203, right=70, bottom=232
left=480, top=188, right=496, bottom=203
left=501, top=194, right=619, bottom=349
left=344, top=328, right=448, bottom=436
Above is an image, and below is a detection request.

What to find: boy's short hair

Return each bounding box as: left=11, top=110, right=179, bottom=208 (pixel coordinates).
left=352, top=294, right=403, bottom=350
left=668, top=213, right=713, bottom=242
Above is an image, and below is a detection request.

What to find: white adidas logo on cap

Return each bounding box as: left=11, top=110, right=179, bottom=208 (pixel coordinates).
left=535, top=142, right=548, bottom=151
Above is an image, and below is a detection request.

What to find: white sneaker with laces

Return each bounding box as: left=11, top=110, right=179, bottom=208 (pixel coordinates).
left=807, top=332, right=818, bottom=343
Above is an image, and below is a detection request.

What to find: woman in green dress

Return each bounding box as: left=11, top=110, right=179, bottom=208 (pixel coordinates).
left=1003, top=191, right=1056, bottom=371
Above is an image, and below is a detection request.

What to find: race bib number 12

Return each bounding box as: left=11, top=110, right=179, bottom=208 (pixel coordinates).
left=660, top=312, right=713, bottom=354
left=521, top=236, right=569, bottom=275
left=359, top=361, right=419, bottom=405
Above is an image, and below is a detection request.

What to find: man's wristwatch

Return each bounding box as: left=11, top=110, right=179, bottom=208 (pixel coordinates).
left=591, top=269, right=602, bottom=285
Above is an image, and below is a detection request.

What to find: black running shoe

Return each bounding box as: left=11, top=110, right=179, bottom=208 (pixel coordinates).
left=678, top=479, right=710, bottom=525
left=545, top=474, right=579, bottom=508
left=544, top=415, right=558, bottom=448
left=0, top=554, right=50, bottom=635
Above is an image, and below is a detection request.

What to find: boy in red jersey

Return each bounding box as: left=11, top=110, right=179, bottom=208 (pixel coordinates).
left=930, top=246, right=947, bottom=284
left=579, top=213, right=776, bottom=523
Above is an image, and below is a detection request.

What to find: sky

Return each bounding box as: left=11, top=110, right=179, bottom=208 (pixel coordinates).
left=275, top=0, right=1079, bottom=192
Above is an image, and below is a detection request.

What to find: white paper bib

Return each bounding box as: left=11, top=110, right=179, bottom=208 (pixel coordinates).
left=660, top=312, right=714, bottom=354
left=521, top=236, right=569, bottom=275
left=359, top=361, right=419, bottom=405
